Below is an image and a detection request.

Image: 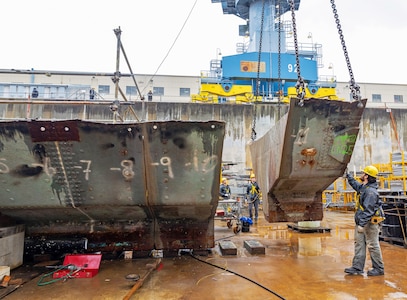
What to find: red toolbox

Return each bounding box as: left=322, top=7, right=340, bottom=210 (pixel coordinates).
left=52, top=254, right=102, bottom=279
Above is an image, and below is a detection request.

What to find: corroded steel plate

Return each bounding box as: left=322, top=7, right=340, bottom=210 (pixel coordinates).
left=250, top=97, right=366, bottom=222
left=0, top=120, right=225, bottom=253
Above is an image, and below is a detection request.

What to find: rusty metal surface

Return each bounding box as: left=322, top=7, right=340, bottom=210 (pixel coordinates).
left=250, top=97, right=367, bottom=222
left=0, top=119, right=225, bottom=253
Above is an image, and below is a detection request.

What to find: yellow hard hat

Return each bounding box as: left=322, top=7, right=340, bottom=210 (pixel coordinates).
left=222, top=177, right=227, bottom=182
left=250, top=174, right=255, bottom=178
left=362, top=165, right=378, bottom=178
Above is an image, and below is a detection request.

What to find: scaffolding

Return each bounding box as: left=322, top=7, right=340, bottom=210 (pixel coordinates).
left=322, top=177, right=355, bottom=210
left=386, top=152, right=407, bottom=193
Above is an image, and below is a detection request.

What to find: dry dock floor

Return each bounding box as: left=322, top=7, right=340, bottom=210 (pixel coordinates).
left=3, top=210, right=407, bottom=300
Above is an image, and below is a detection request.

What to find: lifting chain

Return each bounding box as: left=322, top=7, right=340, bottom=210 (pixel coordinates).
left=289, top=0, right=306, bottom=104
left=254, top=0, right=265, bottom=99
left=330, top=0, right=361, bottom=101
left=277, top=0, right=282, bottom=101
left=277, top=0, right=283, bottom=119
left=251, top=0, right=266, bottom=141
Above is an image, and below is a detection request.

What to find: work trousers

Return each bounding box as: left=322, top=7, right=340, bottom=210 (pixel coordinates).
left=352, top=222, right=384, bottom=272
left=248, top=199, right=259, bottom=221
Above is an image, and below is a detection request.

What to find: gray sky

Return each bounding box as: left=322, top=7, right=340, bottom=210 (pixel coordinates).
left=1, top=0, right=406, bottom=84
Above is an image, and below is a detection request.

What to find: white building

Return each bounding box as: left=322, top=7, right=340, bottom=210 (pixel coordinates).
left=0, top=70, right=406, bottom=109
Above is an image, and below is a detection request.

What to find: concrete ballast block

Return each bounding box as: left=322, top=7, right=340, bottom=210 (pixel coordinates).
left=219, top=240, right=237, bottom=255
left=244, top=240, right=265, bottom=255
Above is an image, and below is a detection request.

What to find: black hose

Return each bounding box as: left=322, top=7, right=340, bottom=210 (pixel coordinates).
left=214, top=234, right=236, bottom=242
left=190, top=254, right=286, bottom=300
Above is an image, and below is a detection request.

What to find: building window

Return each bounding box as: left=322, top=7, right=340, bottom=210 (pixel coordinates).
left=98, top=85, right=110, bottom=94
left=180, top=88, right=190, bottom=97
left=17, top=85, right=27, bottom=98
left=371, top=94, right=381, bottom=103
left=57, top=86, right=67, bottom=98
left=50, top=87, right=57, bottom=99
left=153, top=87, right=164, bottom=96
left=394, top=95, right=403, bottom=103
left=126, top=86, right=137, bottom=96
left=9, top=85, right=17, bottom=97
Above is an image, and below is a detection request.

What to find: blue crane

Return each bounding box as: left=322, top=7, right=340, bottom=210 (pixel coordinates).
left=192, top=0, right=338, bottom=103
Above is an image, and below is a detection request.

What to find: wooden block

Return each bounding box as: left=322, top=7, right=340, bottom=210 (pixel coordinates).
left=0, top=275, right=11, bottom=287
left=244, top=240, right=265, bottom=255
left=9, top=278, right=23, bottom=286
left=219, top=240, right=237, bottom=256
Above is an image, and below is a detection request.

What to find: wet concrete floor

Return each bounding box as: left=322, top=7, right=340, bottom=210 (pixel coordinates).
left=4, top=209, right=407, bottom=300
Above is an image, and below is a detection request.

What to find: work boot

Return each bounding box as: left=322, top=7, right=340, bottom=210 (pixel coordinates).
left=344, top=267, right=363, bottom=275
left=367, top=269, right=384, bottom=276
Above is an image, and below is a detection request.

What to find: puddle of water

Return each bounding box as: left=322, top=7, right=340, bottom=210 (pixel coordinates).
left=298, top=236, right=322, bottom=256
left=386, top=292, right=407, bottom=299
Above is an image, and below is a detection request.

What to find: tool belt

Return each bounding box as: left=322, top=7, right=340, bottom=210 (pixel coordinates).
left=371, top=207, right=385, bottom=224
left=371, top=215, right=385, bottom=224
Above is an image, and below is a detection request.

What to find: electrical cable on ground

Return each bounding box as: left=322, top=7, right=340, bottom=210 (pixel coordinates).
left=190, top=253, right=286, bottom=300
left=195, top=257, right=229, bottom=285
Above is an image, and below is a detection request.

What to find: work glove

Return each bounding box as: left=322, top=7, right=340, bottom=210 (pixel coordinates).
left=357, top=225, right=364, bottom=233
left=344, top=167, right=350, bottom=178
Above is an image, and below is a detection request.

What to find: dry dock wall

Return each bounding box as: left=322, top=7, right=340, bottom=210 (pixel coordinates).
left=1, top=101, right=406, bottom=170
left=131, top=102, right=407, bottom=170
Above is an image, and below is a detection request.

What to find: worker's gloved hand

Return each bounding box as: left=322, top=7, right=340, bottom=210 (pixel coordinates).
left=357, top=225, right=364, bottom=233
left=344, top=167, right=349, bottom=178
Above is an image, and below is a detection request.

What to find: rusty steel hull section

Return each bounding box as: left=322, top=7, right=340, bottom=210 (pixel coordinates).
left=250, top=97, right=366, bottom=222
left=0, top=120, right=225, bottom=253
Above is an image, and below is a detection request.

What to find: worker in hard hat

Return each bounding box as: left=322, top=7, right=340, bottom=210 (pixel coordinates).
left=219, top=178, right=231, bottom=199
left=89, top=87, right=96, bottom=100
left=344, top=165, right=384, bottom=276
left=246, top=174, right=261, bottom=223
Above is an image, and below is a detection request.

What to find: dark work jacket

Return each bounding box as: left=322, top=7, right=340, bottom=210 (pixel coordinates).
left=346, top=174, right=381, bottom=227
left=32, top=89, right=39, bottom=98
left=246, top=182, right=260, bottom=200
left=219, top=184, right=231, bottom=199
